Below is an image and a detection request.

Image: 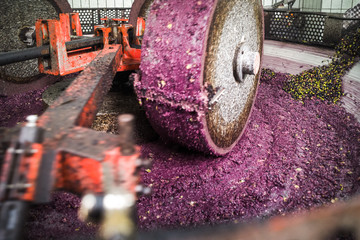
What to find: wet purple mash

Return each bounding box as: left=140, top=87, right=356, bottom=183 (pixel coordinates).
left=25, top=192, right=98, bottom=240
left=20, top=69, right=360, bottom=239
left=137, top=69, right=360, bottom=229
left=136, top=0, right=224, bottom=154
left=0, top=87, right=47, bottom=128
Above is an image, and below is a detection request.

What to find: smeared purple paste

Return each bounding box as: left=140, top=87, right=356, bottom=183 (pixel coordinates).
left=136, top=69, right=360, bottom=229
left=0, top=87, right=47, bottom=128
left=22, top=70, right=360, bottom=239
left=136, top=0, right=225, bottom=154
left=0, top=74, right=77, bottom=128
left=25, top=192, right=98, bottom=240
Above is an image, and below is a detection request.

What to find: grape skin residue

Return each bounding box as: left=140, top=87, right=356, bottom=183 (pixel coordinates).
left=137, top=69, right=360, bottom=229
left=0, top=87, right=46, bottom=128
left=23, top=69, right=360, bottom=239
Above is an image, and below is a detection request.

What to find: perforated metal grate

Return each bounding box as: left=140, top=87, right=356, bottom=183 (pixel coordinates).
left=73, top=8, right=131, bottom=34
left=73, top=9, right=94, bottom=34
left=267, top=11, right=326, bottom=45
left=343, top=3, right=360, bottom=30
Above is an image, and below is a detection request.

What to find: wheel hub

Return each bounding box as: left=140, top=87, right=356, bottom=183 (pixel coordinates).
left=136, top=0, right=264, bottom=155
left=234, top=41, right=261, bottom=83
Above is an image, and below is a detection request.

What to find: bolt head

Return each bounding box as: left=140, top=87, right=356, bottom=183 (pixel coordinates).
left=26, top=115, right=38, bottom=127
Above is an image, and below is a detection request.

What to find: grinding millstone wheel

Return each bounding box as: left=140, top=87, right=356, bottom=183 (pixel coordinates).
left=0, top=0, right=71, bottom=83
left=129, top=0, right=155, bottom=41
left=135, top=0, right=264, bottom=155
left=129, top=0, right=155, bottom=27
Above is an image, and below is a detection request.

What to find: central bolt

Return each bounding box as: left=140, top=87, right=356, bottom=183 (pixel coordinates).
left=118, top=114, right=135, bottom=156
left=241, top=51, right=261, bottom=75
left=234, top=43, right=261, bottom=82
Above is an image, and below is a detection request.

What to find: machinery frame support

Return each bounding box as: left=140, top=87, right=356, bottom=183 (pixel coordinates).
left=36, top=13, right=102, bottom=76
left=0, top=43, right=147, bottom=240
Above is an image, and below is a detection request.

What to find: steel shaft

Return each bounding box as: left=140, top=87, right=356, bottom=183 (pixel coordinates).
left=0, top=36, right=103, bottom=66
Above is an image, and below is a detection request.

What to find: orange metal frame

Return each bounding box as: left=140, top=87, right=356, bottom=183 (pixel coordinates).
left=1, top=11, right=144, bottom=213
left=117, top=24, right=141, bottom=71
left=36, top=13, right=142, bottom=76
left=36, top=13, right=98, bottom=76
left=53, top=146, right=141, bottom=196
left=0, top=13, right=145, bottom=240
left=0, top=45, right=141, bottom=204
left=0, top=144, right=43, bottom=202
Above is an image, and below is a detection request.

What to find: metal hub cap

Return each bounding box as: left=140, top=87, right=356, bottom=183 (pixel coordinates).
left=234, top=42, right=261, bottom=82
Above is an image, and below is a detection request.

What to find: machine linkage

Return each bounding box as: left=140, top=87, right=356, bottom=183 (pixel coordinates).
left=0, top=12, right=143, bottom=76
left=0, top=12, right=150, bottom=240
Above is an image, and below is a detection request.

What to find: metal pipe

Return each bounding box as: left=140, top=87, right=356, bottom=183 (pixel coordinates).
left=65, top=36, right=103, bottom=51
left=0, top=36, right=103, bottom=66
left=118, top=114, right=135, bottom=156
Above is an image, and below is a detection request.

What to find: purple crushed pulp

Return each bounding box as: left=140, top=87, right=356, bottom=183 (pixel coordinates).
left=137, top=70, right=360, bottom=229
left=136, top=0, right=220, bottom=154
left=25, top=191, right=97, bottom=240
left=22, top=70, right=360, bottom=239
left=0, top=87, right=47, bottom=128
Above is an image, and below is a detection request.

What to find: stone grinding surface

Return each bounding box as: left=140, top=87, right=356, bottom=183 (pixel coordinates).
left=137, top=0, right=263, bottom=155
left=136, top=0, right=220, bottom=154
left=205, top=0, right=260, bottom=124
left=138, top=0, right=155, bottom=20
left=21, top=70, right=360, bottom=239
left=0, top=0, right=58, bottom=81
left=204, top=0, right=263, bottom=150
